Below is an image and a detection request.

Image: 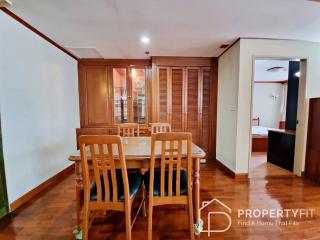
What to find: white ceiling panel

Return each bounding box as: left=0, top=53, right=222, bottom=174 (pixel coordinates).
left=6, top=0, right=320, bottom=58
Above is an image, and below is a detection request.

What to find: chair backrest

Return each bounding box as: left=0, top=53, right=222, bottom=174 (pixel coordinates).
left=149, top=132, right=192, bottom=197
left=151, top=123, right=171, bottom=134
left=118, top=123, right=140, bottom=137
left=252, top=117, right=260, bottom=126
left=79, top=135, right=130, bottom=203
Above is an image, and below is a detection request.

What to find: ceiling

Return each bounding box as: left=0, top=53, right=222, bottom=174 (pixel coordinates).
left=5, top=0, right=320, bottom=58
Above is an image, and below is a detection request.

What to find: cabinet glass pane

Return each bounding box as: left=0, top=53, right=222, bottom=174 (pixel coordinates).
left=113, top=68, right=128, bottom=123
left=132, top=69, right=146, bottom=123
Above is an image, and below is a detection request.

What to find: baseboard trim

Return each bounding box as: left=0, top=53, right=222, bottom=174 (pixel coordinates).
left=214, top=159, right=248, bottom=179
left=10, top=164, right=75, bottom=211
left=0, top=211, right=13, bottom=228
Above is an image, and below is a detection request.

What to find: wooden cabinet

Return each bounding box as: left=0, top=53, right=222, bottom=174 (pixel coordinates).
left=152, top=57, right=216, bottom=158
left=267, top=129, right=296, bottom=172
left=78, top=58, right=218, bottom=160
left=305, top=98, right=320, bottom=183
left=84, top=67, right=111, bottom=126
left=171, top=68, right=185, bottom=131
left=78, top=60, right=151, bottom=128
left=186, top=68, right=200, bottom=144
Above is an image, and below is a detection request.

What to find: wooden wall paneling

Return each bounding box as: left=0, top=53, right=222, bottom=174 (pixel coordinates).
left=151, top=57, right=211, bottom=67
left=78, top=64, right=87, bottom=127
left=171, top=68, right=185, bottom=131
left=85, top=66, right=110, bottom=126
left=78, top=59, right=151, bottom=67
left=305, top=98, right=320, bottom=183
left=185, top=67, right=201, bottom=145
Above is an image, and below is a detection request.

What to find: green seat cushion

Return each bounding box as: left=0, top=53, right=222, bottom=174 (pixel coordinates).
left=90, top=170, right=142, bottom=201
left=144, top=169, right=188, bottom=196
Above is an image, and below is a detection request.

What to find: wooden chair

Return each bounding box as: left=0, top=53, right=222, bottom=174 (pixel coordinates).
left=145, top=132, right=194, bottom=240
left=150, top=123, right=171, bottom=134
left=79, top=135, right=145, bottom=240
left=252, top=117, right=260, bottom=126
left=118, top=123, right=140, bottom=137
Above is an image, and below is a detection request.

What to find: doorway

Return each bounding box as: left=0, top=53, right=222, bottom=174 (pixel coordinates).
left=0, top=114, right=9, bottom=218
left=249, top=59, right=301, bottom=178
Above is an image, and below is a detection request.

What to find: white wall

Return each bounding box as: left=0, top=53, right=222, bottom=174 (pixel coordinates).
left=236, top=39, right=320, bottom=174
left=216, top=41, right=240, bottom=172
left=252, top=83, right=286, bottom=128
left=0, top=12, right=79, bottom=204
left=254, top=60, right=289, bottom=81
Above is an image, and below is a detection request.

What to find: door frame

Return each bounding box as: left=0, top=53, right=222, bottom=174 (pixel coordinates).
left=248, top=57, right=309, bottom=177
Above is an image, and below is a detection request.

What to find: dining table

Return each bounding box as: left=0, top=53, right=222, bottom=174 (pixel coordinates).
left=68, top=136, right=206, bottom=235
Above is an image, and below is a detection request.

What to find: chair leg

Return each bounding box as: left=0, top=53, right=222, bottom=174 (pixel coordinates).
left=124, top=203, right=132, bottom=240
left=148, top=204, right=153, bottom=240
left=188, top=195, right=194, bottom=240
left=142, top=184, right=147, bottom=217
left=82, top=202, right=90, bottom=240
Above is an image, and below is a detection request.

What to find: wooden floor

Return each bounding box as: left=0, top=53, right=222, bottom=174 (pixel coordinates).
left=1, top=162, right=320, bottom=240
left=250, top=152, right=294, bottom=179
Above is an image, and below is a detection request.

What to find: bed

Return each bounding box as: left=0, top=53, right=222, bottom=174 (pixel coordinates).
left=251, top=118, right=269, bottom=152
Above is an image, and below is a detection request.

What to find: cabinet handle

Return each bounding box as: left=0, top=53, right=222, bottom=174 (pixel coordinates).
left=128, top=96, right=132, bottom=99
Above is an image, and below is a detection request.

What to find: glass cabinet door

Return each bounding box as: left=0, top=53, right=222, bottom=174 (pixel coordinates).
left=112, top=67, right=147, bottom=124
left=131, top=68, right=146, bottom=124
left=113, top=68, right=128, bottom=123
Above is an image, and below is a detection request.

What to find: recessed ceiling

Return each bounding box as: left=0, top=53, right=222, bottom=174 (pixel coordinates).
left=5, top=0, right=320, bottom=58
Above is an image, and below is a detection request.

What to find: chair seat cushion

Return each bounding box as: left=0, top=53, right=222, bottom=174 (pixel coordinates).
left=90, top=170, right=142, bottom=201
left=144, top=169, right=188, bottom=196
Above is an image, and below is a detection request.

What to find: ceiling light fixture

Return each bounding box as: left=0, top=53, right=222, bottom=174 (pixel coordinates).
left=141, top=36, right=150, bottom=44
left=266, top=67, right=287, bottom=72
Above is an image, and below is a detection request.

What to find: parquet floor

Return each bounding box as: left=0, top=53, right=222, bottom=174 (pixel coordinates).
left=1, top=159, right=320, bottom=240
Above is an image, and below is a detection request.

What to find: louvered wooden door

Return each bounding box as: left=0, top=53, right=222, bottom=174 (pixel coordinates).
left=157, top=67, right=185, bottom=131
left=157, top=66, right=211, bottom=154
left=158, top=68, right=169, bottom=123
left=171, top=68, right=185, bottom=131
left=185, top=68, right=201, bottom=145
left=201, top=68, right=211, bottom=154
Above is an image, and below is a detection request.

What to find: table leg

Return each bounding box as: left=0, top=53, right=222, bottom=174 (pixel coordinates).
left=75, top=162, right=83, bottom=226
left=193, top=158, right=203, bottom=235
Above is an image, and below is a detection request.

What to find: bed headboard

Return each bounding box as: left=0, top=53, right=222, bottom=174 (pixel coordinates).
left=252, top=117, right=260, bottom=126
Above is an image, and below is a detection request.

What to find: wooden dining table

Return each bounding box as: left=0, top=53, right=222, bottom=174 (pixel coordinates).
left=68, top=136, right=206, bottom=235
